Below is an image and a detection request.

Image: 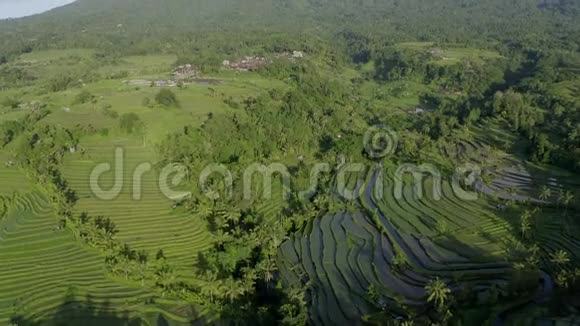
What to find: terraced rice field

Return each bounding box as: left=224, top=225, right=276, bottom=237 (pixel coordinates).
left=515, top=201, right=580, bottom=275
left=482, top=165, right=580, bottom=201
left=0, top=166, right=33, bottom=196
left=277, top=157, right=580, bottom=324
left=277, top=166, right=531, bottom=324
left=61, top=136, right=213, bottom=278
left=277, top=212, right=427, bottom=324
left=0, top=191, right=154, bottom=324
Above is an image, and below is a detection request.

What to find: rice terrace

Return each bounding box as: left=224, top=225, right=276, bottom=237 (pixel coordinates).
left=0, top=0, right=579, bottom=325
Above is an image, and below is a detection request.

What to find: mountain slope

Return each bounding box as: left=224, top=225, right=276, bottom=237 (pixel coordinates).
left=1, top=0, right=578, bottom=60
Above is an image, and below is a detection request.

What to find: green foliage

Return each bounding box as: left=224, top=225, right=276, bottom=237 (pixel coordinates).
left=529, top=133, right=554, bottom=163
left=1, top=97, right=20, bottom=109
left=0, top=66, right=35, bottom=89
left=119, top=113, right=144, bottom=134
left=425, top=277, right=453, bottom=312
left=73, top=90, right=96, bottom=105
left=154, top=88, right=179, bottom=107
left=102, top=106, right=119, bottom=119
left=0, top=109, right=50, bottom=148
left=0, top=122, right=19, bottom=147
left=375, top=49, right=428, bottom=81
left=106, top=70, right=129, bottom=80
left=1, top=0, right=577, bottom=59
left=47, top=74, right=75, bottom=92
left=142, top=97, right=151, bottom=107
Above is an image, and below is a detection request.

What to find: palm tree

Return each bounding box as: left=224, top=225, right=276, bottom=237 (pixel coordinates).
left=201, top=280, right=221, bottom=303
left=208, top=87, right=217, bottom=98
left=572, top=268, right=580, bottom=288
left=214, top=229, right=231, bottom=247
left=155, top=264, right=175, bottom=297
left=223, top=209, right=241, bottom=224
left=391, top=253, right=406, bottom=275
left=514, top=262, right=527, bottom=270
left=506, top=198, right=516, bottom=208
left=242, top=267, right=258, bottom=285
left=137, top=250, right=148, bottom=287
left=425, top=277, right=452, bottom=311
left=260, top=258, right=278, bottom=287
left=224, top=278, right=245, bottom=303
left=119, top=256, right=133, bottom=280
left=562, top=191, right=574, bottom=215
left=366, top=284, right=380, bottom=303
left=550, top=250, right=570, bottom=266
left=525, top=244, right=540, bottom=268
left=520, top=212, right=532, bottom=240
left=521, top=209, right=532, bottom=220
left=507, top=187, right=518, bottom=197
left=557, top=190, right=565, bottom=210
left=539, top=186, right=551, bottom=202
left=556, top=271, right=571, bottom=289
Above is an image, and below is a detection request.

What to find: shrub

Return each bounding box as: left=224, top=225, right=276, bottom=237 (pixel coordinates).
left=155, top=88, right=179, bottom=107
left=142, top=97, right=151, bottom=107
left=119, top=113, right=144, bottom=134
left=223, top=96, right=240, bottom=109
left=102, top=106, right=119, bottom=119
left=0, top=66, right=35, bottom=86
left=1, top=97, right=20, bottom=109
left=108, top=70, right=129, bottom=79
left=48, top=74, right=75, bottom=92
left=73, top=90, right=95, bottom=104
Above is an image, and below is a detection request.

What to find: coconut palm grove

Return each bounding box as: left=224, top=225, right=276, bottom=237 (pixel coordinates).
left=0, top=0, right=579, bottom=325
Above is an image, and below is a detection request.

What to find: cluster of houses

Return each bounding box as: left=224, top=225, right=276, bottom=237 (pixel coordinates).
left=222, top=56, right=272, bottom=72
left=126, top=79, right=177, bottom=87
left=440, top=88, right=463, bottom=96
left=222, top=50, right=305, bottom=72
left=430, top=48, right=450, bottom=61
left=124, top=51, right=305, bottom=86
left=407, top=107, right=435, bottom=114
left=291, top=51, right=305, bottom=59
left=126, top=63, right=204, bottom=87
left=17, top=100, right=44, bottom=111
left=172, top=64, right=200, bottom=80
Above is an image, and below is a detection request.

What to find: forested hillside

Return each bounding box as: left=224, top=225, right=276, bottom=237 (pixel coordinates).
left=1, top=0, right=579, bottom=60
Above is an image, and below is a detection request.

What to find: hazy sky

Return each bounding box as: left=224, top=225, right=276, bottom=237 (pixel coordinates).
left=0, top=0, right=76, bottom=19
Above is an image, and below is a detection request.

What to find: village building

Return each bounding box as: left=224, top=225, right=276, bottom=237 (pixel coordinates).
left=408, top=107, right=434, bottom=114
left=292, top=51, right=304, bottom=58
left=172, top=63, right=199, bottom=80
left=223, top=56, right=272, bottom=72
